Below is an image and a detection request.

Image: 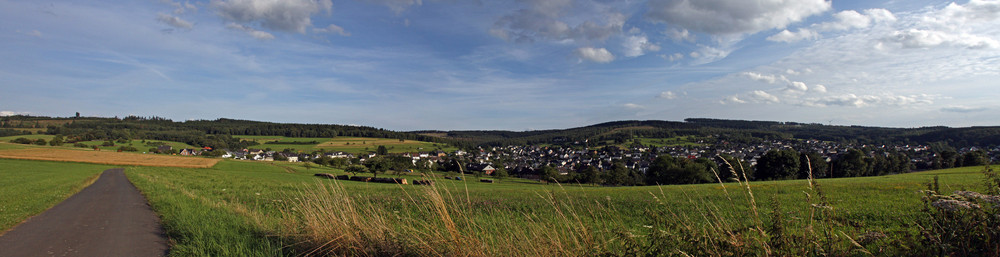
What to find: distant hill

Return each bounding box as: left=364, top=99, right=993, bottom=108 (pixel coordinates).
left=3, top=115, right=999, bottom=149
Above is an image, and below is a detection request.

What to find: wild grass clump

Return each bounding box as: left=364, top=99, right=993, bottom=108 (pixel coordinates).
left=915, top=164, right=1000, bottom=257
left=602, top=156, right=868, bottom=257
left=280, top=176, right=602, bottom=256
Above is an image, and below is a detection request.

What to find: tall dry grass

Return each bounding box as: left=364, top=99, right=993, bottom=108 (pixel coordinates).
left=280, top=177, right=604, bottom=256
left=279, top=157, right=869, bottom=256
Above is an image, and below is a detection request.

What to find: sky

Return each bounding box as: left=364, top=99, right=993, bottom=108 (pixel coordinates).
left=1, top=0, right=998, bottom=131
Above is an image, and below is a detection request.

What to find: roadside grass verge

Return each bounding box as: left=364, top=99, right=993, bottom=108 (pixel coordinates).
left=0, top=159, right=114, bottom=233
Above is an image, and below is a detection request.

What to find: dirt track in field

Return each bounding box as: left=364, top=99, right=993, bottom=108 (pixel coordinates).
left=0, top=169, right=169, bottom=256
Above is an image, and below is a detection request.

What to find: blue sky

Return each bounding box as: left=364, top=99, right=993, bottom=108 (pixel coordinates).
left=1, top=0, right=998, bottom=131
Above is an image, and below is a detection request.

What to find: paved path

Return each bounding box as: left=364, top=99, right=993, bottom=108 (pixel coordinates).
left=0, top=168, right=169, bottom=256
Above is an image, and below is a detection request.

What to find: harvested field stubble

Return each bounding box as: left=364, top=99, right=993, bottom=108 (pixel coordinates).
left=0, top=148, right=218, bottom=168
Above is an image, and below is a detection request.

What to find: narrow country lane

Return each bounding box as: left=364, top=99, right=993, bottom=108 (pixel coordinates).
left=0, top=168, right=169, bottom=256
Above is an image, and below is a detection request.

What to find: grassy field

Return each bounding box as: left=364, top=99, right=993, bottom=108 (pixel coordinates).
left=71, top=139, right=195, bottom=152
left=0, top=148, right=219, bottom=168
left=0, top=159, right=115, bottom=233
left=117, top=158, right=989, bottom=256
left=235, top=136, right=455, bottom=154
left=0, top=134, right=55, bottom=142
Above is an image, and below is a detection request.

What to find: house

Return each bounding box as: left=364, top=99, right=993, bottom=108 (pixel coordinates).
left=287, top=156, right=299, bottom=162
left=156, top=145, right=173, bottom=153
left=178, top=149, right=200, bottom=156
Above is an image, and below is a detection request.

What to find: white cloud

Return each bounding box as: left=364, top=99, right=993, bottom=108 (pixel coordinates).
left=157, top=13, right=193, bottom=29
left=161, top=0, right=198, bottom=14
left=657, top=91, right=677, bottom=99
left=767, top=29, right=818, bottom=42
left=721, top=95, right=746, bottom=104
left=863, top=8, right=896, bottom=23
left=811, top=84, right=827, bottom=93
left=623, top=103, right=643, bottom=109
left=806, top=94, right=936, bottom=107
left=886, top=29, right=1000, bottom=49
left=313, top=24, right=350, bottom=36
left=787, top=81, right=808, bottom=92
left=226, top=23, right=275, bottom=40
left=941, top=106, right=988, bottom=113
left=750, top=90, right=779, bottom=103
left=817, top=10, right=871, bottom=31
left=213, top=0, right=332, bottom=33
left=688, top=45, right=732, bottom=64
left=662, top=53, right=684, bottom=61
left=768, top=8, right=895, bottom=43
left=743, top=72, right=778, bottom=84
left=646, top=0, right=831, bottom=36
left=623, top=35, right=660, bottom=57
left=666, top=28, right=694, bottom=42
left=490, top=0, right=625, bottom=43
left=575, top=47, right=615, bottom=63
left=359, top=0, right=423, bottom=14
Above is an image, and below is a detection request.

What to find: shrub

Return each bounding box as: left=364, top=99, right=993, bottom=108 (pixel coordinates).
left=915, top=165, right=1000, bottom=256
left=9, top=137, right=33, bottom=144
left=117, top=146, right=139, bottom=152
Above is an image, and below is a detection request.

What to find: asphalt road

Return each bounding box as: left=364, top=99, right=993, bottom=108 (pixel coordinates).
left=0, top=168, right=169, bottom=256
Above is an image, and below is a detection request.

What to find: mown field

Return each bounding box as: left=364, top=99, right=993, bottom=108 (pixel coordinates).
left=0, top=148, right=219, bottom=168
left=0, top=159, right=115, bottom=233
left=116, top=159, right=987, bottom=256
left=236, top=136, right=455, bottom=154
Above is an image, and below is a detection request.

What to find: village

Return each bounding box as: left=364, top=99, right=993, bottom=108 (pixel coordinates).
left=160, top=137, right=999, bottom=180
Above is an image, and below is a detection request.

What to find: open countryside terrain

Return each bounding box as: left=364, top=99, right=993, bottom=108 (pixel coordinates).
left=236, top=135, right=454, bottom=154
left=0, top=154, right=993, bottom=255
left=51, top=158, right=998, bottom=255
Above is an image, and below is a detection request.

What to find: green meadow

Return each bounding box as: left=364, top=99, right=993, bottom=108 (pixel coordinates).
left=1, top=156, right=990, bottom=255
left=72, top=139, right=195, bottom=152
left=124, top=160, right=985, bottom=256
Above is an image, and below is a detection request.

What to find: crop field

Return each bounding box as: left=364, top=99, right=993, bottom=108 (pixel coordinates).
left=0, top=159, right=114, bottom=233
left=235, top=136, right=454, bottom=154
left=0, top=148, right=219, bottom=168
left=115, top=158, right=989, bottom=256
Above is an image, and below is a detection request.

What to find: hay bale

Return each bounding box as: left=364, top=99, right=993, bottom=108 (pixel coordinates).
left=335, top=175, right=350, bottom=180
left=480, top=179, right=494, bottom=183
left=314, top=173, right=336, bottom=179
